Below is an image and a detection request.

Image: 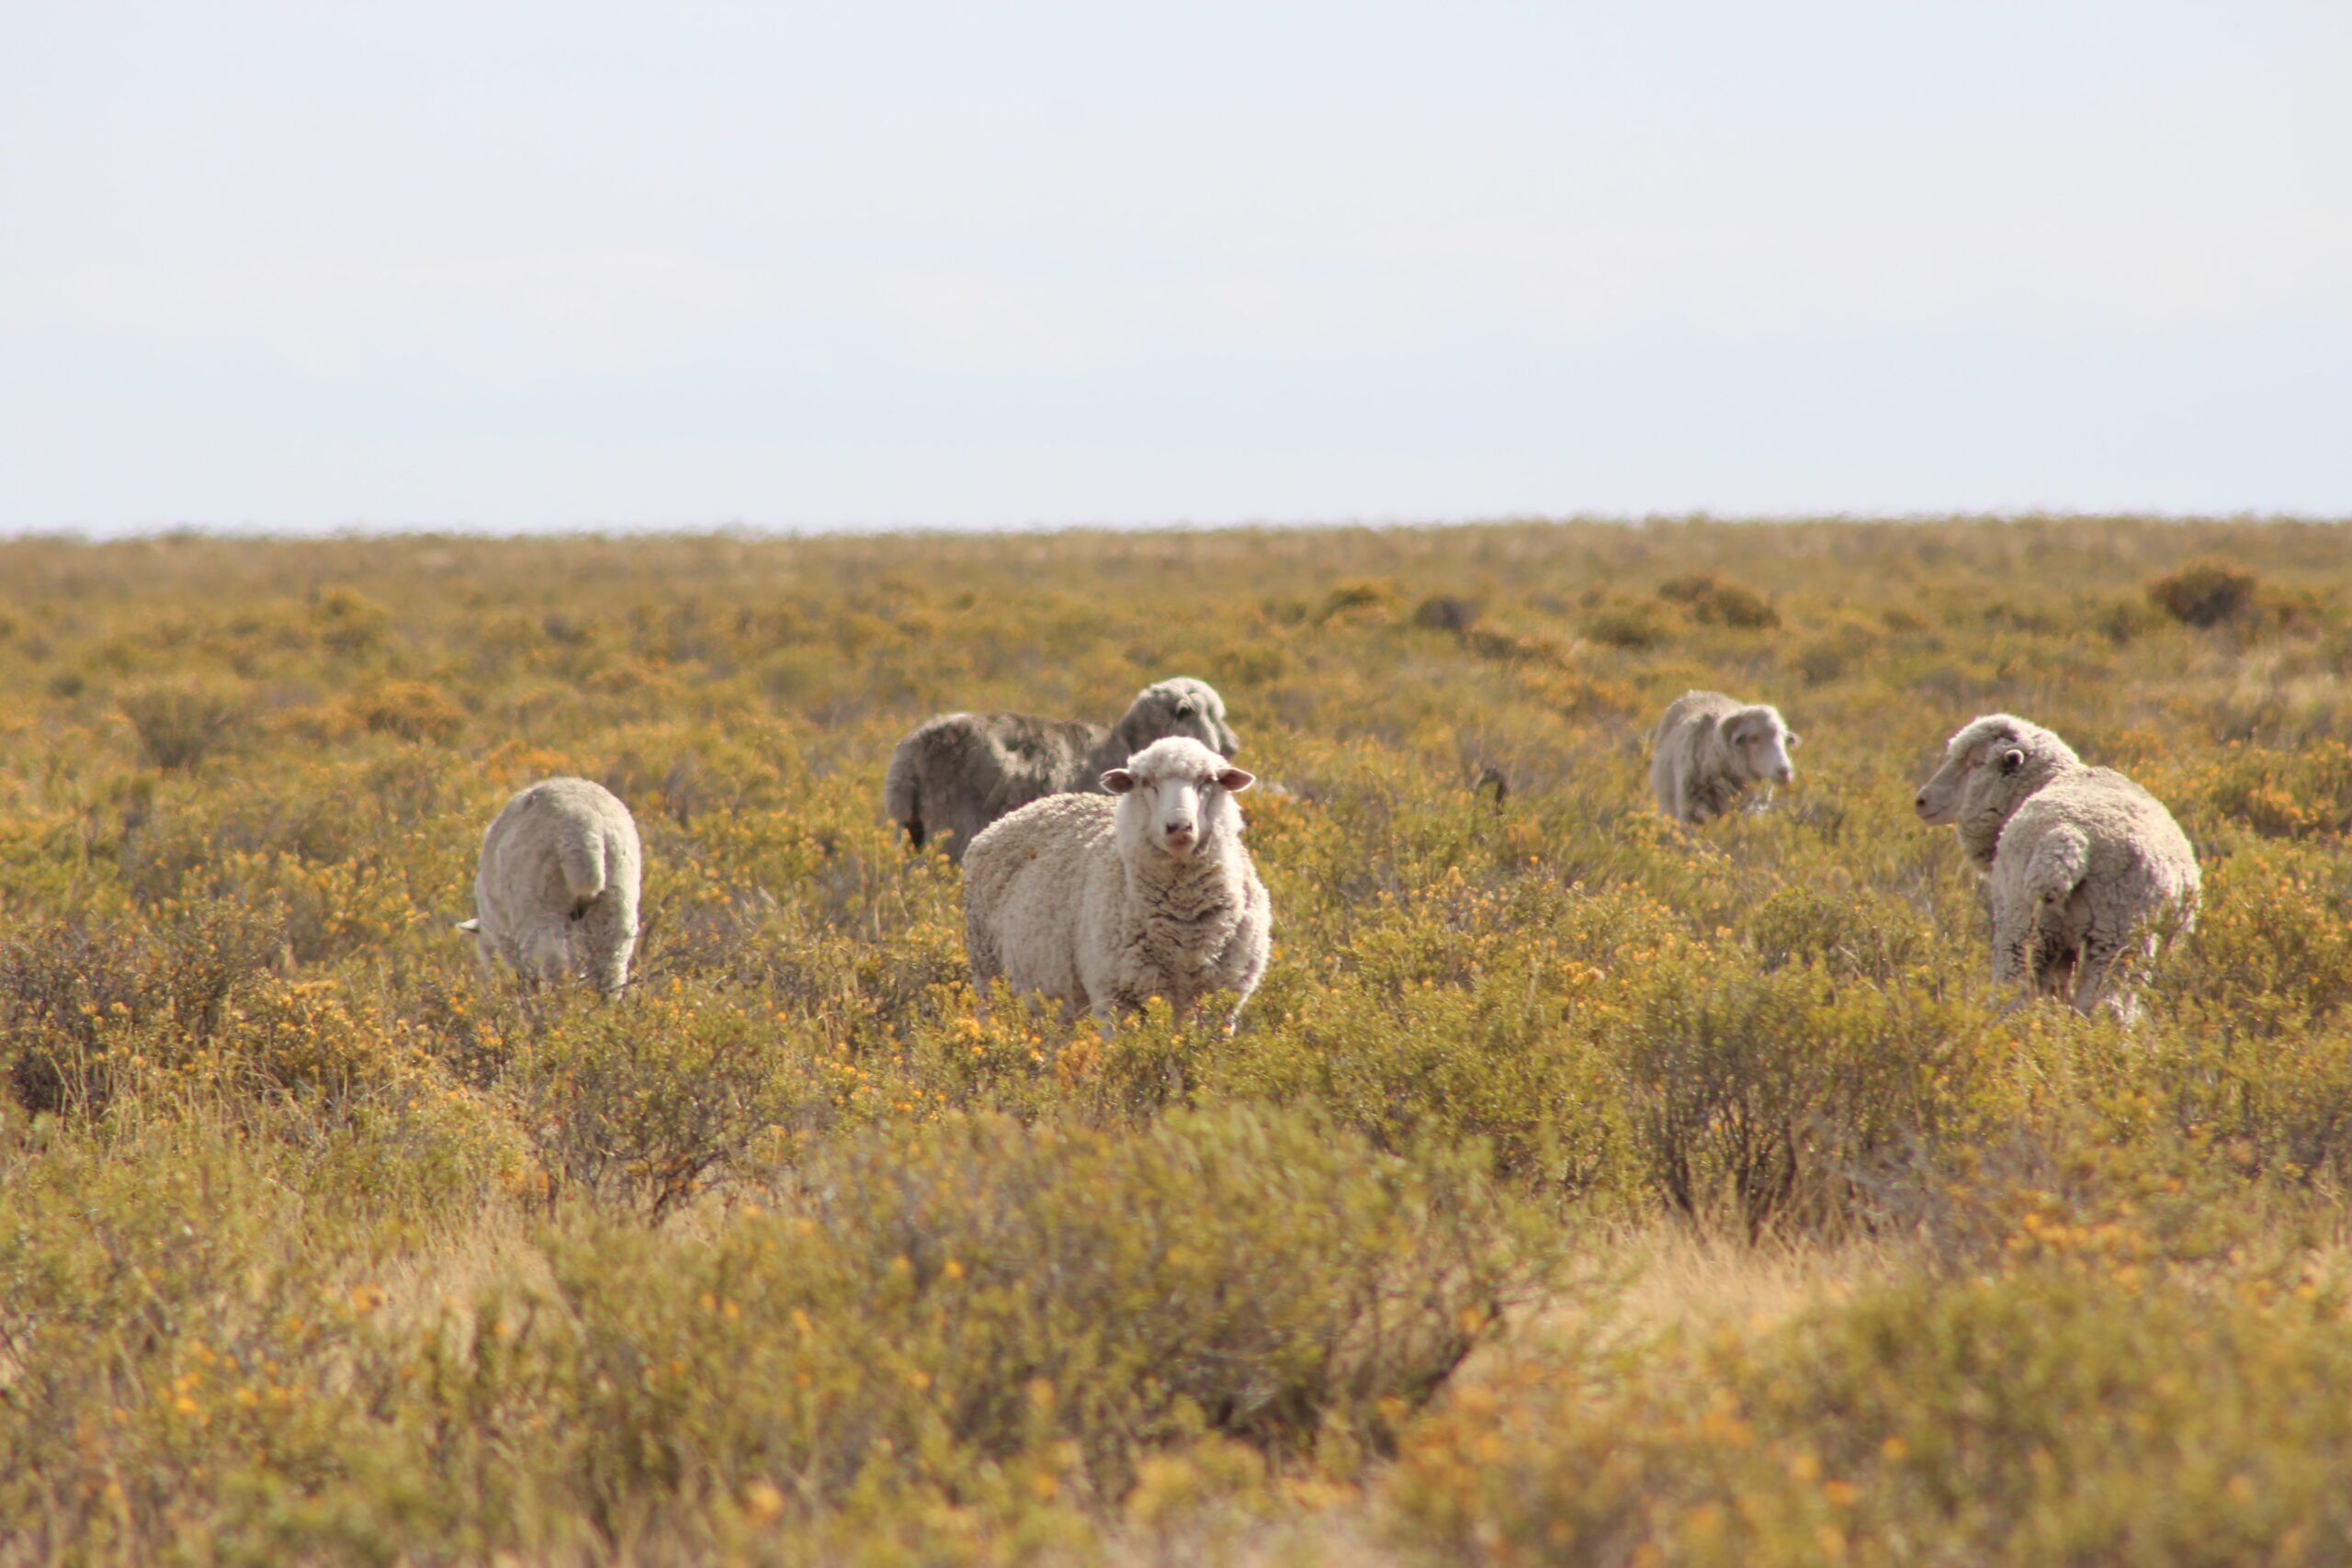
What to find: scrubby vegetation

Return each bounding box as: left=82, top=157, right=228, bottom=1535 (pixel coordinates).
left=0, top=516, right=2348, bottom=1563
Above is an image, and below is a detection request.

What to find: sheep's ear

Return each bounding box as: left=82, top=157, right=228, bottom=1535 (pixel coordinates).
left=1216, top=767, right=1255, bottom=793
left=1785, top=731, right=1802, bottom=750
left=455, top=919, right=481, bottom=933
left=1102, top=769, right=1137, bottom=795
left=1999, top=748, right=2026, bottom=774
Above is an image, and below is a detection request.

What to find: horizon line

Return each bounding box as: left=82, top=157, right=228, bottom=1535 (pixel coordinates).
left=5, top=507, right=2346, bottom=546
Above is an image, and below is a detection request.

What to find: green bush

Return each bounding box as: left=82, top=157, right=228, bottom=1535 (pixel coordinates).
left=1387, top=1263, right=2352, bottom=1567
left=1619, top=964, right=2008, bottom=1240
left=1583, top=595, right=1680, bottom=650
left=344, top=678, right=467, bottom=742
left=1411, top=593, right=1481, bottom=633
left=2192, top=740, right=2352, bottom=840
left=119, top=679, right=251, bottom=769
left=549, top=1107, right=1547, bottom=1523
left=0, top=1105, right=523, bottom=1562
left=1, top=905, right=276, bottom=1114
left=503, top=981, right=833, bottom=1218
left=2150, top=558, right=2260, bottom=628
left=1659, top=572, right=1781, bottom=629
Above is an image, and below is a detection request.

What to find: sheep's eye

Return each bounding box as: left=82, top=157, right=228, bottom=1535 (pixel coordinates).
left=1175, top=703, right=1194, bottom=718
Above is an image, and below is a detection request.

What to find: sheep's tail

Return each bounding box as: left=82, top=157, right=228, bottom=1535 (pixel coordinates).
left=884, top=742, right=926, bottom=849
left=557, top=823, right=609, bottom=903
left=2023, top=823, right=2090, bottom=908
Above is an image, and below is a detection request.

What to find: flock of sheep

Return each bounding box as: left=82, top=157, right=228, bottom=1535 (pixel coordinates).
left=461, top=673, right=2202, bottom=1027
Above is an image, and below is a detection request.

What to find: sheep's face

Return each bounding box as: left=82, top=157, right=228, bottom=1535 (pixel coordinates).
left=1104, top=736, right=1254, bottom=863
left=1917, top=719, right=2016, bottom=827
left=1123, top=678, right=1241, bottom=761
left=1916, top=715, right=2074, bottom=843
left=578, top=925, right=638, bottom=998
left=1724, top=706, right=1798, bottom=785
left=567, top=898, right=639, bottom=998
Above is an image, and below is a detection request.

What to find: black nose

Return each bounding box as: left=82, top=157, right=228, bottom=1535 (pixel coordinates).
left=1914, top=791, right=1927, bottom=808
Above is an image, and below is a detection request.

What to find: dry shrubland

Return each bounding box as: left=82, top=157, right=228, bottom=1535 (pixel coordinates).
left=3, top=516, right=2351, bottom=1563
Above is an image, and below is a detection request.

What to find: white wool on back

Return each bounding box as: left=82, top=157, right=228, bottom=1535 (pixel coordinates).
left=467, top=776, right=642, bottom=995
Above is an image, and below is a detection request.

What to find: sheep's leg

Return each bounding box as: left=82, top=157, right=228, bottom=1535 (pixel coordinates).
left=2041, top=945, right=2081, bottom=1007
left=2078, top=944, right=2143, bottom=1023
left=1990, top=897, right=2034, bottom=998
left=521, top=925, right=573, bottom=990
left=1693, top=773, right=1740, bottom=825
left=966, top=917, right=1001, bottom=1021
left=2073, top=934, right=2134, bottom=1019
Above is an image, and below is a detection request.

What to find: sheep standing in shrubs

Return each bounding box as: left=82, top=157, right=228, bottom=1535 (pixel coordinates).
left=962, top=736, right=1270, bottom=1031
left=1916, top=714, right=2199, bottom=1018
left=885, top=678, right=1240, bottom=864
left=1648, top=690, right=1801, bottom=824
left=458, top=777, right=642, bottom=995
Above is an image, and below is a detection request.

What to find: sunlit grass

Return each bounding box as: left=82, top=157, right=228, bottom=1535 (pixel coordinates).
left=1, top=516, right=2348, bottom=1563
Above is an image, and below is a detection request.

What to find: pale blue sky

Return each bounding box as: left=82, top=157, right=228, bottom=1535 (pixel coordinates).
left=4, top=3, right=2347, bottom=532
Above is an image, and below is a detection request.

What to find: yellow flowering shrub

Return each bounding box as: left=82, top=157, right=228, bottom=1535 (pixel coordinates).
left=0, top=517, right=2346, bottom=1561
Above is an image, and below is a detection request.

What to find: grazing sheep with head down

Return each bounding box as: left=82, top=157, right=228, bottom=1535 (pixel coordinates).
left=1916, top=714, right=2199, bottom=1018
left=884, top=677, right=1239, bottom=863
left=1648, top=690, right=1800, bottom=824
left=961, top=735, right=1270, bottom=1032
left=458, top=776, right=642, bottom=995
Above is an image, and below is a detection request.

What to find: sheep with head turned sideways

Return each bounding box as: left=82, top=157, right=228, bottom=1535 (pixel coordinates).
left=1648, top=690, right=1800, bottom=824
left=884, top=677, right=1238, bottom=864
left=1916, top=714, right=2199, bottom=1019
left=1913, top=713, right=2080, bottom=873
left=458, top=776, right=641, bottom=995
left=961, top=735, right=1270, bottom=1032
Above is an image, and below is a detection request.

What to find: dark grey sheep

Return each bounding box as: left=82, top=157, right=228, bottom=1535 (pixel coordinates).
left=883, top=678, right=1238, bottom=863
